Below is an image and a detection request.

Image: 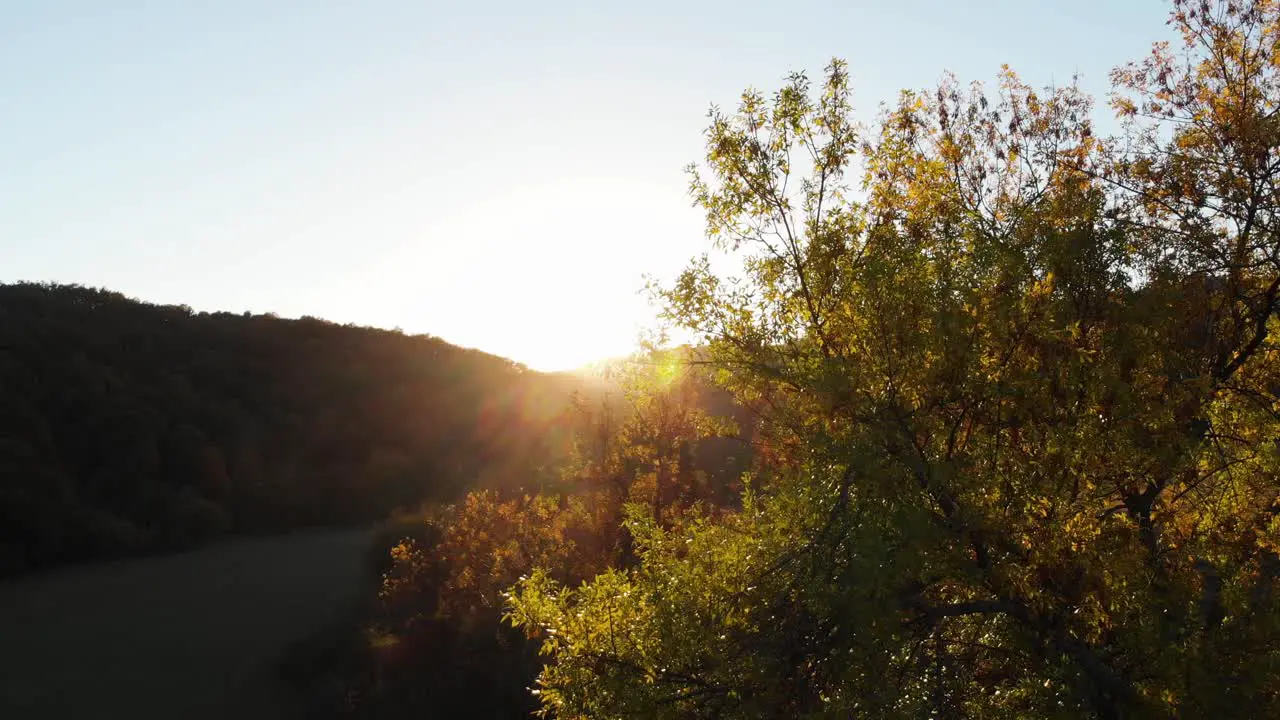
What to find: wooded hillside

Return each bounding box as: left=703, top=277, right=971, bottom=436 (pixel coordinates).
left=0, top=283, right=576, bottom=575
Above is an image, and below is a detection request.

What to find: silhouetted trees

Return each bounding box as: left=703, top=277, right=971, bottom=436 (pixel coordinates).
left=0, top=282, right=577, bottom=575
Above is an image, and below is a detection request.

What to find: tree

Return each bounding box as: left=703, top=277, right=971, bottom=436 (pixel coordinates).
left=364, top=490, right=619, bottom=718
left=509, top=2, right=1280, bottom=717
left=566, top=350, right=740, bottom=527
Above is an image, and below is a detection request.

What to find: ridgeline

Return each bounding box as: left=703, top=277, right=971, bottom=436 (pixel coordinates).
left=0, top=283, right=578, bottom=576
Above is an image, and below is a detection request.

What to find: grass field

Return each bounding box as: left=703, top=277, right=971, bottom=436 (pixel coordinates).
left=0, top=529, right=372, bottom=720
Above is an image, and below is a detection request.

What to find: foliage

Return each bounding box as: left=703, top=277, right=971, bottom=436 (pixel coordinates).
left=0, top=283, right=576, bottom=575
left=565, top=349, right=747, bottom=526
left=380, top=491, right=617, bottom=625
left=347, top=490, right=617, bottom=718
left=343, top=353, right=751, bottom=717
left=509, top=3, right=1280, bottom=718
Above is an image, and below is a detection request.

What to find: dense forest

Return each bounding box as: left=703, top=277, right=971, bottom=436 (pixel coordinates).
left=0, top=282, right=580, bottom=575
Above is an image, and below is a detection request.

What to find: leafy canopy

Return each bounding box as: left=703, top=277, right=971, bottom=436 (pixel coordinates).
left=509, top=2, right=1280, bottom=718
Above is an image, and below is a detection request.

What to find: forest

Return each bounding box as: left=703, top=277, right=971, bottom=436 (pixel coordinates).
left=0, top=282, right=580, bottom=575
left=7, top=1, right=1280, bottom=718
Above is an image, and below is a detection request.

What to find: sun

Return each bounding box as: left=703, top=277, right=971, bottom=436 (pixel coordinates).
left=503, top=317, right=645, bottom=373
left=517, top=337, right=636, bottom=374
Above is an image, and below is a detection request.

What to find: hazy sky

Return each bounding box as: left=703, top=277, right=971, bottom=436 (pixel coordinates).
left=2, top=1, right=1172, bottom=370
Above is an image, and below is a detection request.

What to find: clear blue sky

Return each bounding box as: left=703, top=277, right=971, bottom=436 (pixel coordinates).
left=1, top=0, right=1172, bottom=370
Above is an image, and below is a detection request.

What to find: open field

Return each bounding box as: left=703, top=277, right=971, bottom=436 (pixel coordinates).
left=0, top=529, right=372, bottom=719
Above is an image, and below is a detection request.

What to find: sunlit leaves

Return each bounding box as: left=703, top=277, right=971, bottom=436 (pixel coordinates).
left=511, top=2, right=1280, bottom=718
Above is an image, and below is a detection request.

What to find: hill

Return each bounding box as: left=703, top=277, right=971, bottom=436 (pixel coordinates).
left=0, top=283, right=579, bottom=575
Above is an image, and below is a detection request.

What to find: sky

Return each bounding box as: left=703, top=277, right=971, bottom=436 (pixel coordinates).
left=1, top=1, right=1174, bottom=371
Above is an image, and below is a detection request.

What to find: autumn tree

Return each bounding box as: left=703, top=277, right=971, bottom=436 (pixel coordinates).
left=362, top=490, right=618, bottom=717
left=566, top=349, right=739, bottom=527
left=509, top=2, right=1280, bottom=718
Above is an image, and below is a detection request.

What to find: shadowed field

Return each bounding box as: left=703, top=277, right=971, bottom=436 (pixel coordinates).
left=0, top=529, right=372, bottom=719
